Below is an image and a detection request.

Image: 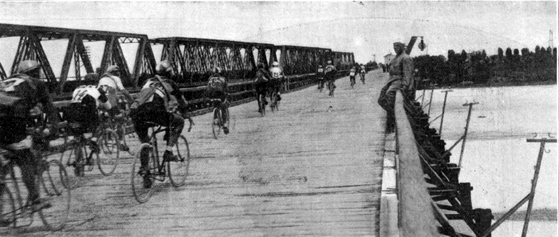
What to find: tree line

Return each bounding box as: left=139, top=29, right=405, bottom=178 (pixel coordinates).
left=413, top=46, right=557, bottom=87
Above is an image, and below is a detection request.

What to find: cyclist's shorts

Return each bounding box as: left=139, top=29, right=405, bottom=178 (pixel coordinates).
left=268, top=79, right=282, bottom=89
left=64, top=95, right=99, bottom=134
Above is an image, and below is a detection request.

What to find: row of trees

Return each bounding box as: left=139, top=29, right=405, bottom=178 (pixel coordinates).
left=413, top=45, right=557, bottom=87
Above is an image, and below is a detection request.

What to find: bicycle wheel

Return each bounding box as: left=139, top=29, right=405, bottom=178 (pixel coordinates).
left=270, top=94, right=276, bottom=113
left=168, top=135, right=190, bottom=187
left=58, top=142, right=81, bottom=189
left=97, top=129, right=120, bottom=176
left=131, top=144, right=155, bottom=203
left=259, top=94, right=266, bottom=116
left=211, top=108, right=221, bottom=140
left=0, top=185, right=16, bottom=228
left=39, top=159, right=71, bottom=231
left=116, top=122, right=131, bottom=155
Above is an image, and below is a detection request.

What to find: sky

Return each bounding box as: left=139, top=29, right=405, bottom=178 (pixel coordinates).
left=0, top=1, right=557, bottom=65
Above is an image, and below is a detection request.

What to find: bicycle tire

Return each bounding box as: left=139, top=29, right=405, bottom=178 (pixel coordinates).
left=116, top=122, right=132, bottom=155
left=168, top=135, right=190, bottom=187
left=259, top=94, right=266, bottom=116
left=97, top=129, right=120, bottom=176
left=58, top=141, right=81, bottom=189
left=38, top=159, right=71, bottom=231
left=0, top=185, right=16, bottom=228
left=211, top=108, right=221, bottom=140
left=131, top=144, right=155, bottom=203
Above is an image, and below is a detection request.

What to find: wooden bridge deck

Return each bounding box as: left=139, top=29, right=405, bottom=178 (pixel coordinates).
left=2, top=70, right=388, bottom=237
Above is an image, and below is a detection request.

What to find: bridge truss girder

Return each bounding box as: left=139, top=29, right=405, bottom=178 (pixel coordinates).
left=152, top=37, right=278, bottom=86
left=0, top=23, right=156, bottom=94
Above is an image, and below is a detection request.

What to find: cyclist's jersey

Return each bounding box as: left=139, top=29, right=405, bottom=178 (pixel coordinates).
left=324, top=64, right=337, bottom=80
left=0, top=75, right=50, bottom=118
left=317, top=67, right=324, bottom=76
left=269, top=67, right=283, bottom=81
left=135, top=76, right=181, bottom=111
left=71, top=85, right=108, bottom=109
left=349, top=68, right=356, bottom=77
left=207, top=74, right=227, bottom=93
left=254, top=69, right=270, bottom=84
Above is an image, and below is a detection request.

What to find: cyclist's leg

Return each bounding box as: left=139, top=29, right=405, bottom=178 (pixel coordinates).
left=131, top=104, right=157, bottom=169
left=160, top=112, right=185, bottom=160
left=12, top=148, right=41, bottom=205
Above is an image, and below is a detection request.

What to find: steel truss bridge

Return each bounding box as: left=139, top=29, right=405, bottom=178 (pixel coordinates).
left=0, top=23, right=354, bottom=112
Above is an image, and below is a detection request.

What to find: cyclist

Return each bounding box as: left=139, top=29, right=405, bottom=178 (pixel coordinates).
left=130, top=60, right=192, bottom=188
left=324, top=60, right=337, bottom=96
left=349, top=66, right=357, bottom=87
left=0, top=60, right=59, bottom=222
left=268, top=61, right=284, bottom=104
left=253, top=63, right=271, bottom=113
left=97, top=65, right=134, bottom=117
left=64, top=84, right=112, bottom=162
left=360, top=65, right=366, bottom=84
left=205, top=67, right=229, bottom=134
left=317, top=64, right=325, bottom=91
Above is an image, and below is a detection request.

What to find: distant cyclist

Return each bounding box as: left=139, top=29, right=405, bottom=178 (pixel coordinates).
left=130, top=60, right=192, bottom=187
left=253, top=63, right=271, bottom=113
left=324, top=60, right=337, bottom=96
left=268, top=61, right=284, bottom=104
left=360, top=66, right=366, bottom=84
left=97, top=65, right=134, bottom=117
left=349, top=66, right=357, bottom=87
left=317, top=65, right=325, bottom=91
left=205, top=67, right=229, bottom=134
left=0, top=60, right=60, bottom=221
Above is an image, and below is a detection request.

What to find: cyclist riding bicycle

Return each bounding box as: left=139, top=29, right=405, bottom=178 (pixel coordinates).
left=130, top=60, right=192, bottom=188
left=324, top=60, right=337, bottom=95
left=349, top=66, right=357, bottom=86
left=97, top=65, right=134, bottom=117
left=253, top=63, right=271, bottom=113
left=268, top=61, right=284, bottom=103
left=64, top=85, right=112, bottom=157
left=0, top=60, right=60, bottom=225
left=205, top=67, right=229, bottom=134
left=317, top=64, right=325, bottom=91
left=360, top=66, right=366, bottom=84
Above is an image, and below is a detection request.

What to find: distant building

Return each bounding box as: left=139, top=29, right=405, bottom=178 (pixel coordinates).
left=384, top=53, right=395, bottom=66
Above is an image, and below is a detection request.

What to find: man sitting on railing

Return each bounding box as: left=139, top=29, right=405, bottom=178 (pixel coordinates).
left=130, top=60, right=192, bottom=186
left=0, top=60, right=59, bottom=223
left=378, top=41, right=414, bottom=133
left=205, top=67, right=229, bottom=134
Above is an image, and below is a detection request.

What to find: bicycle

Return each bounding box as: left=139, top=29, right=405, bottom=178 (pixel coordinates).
left=270, top=84, right=281, bottom=112
left=327, top=80, right=336, bottom=97
left=60, top=114, right=121, bottom=188
left=360, top=72, right=366, bottom=84
left=0, top=129, right=71, bottom=230
left=350, top=76, right=356, bottom=89
left=131, top=117, right=193, bottom=203
left=318, top=78, right=324, bottom=92
left=210, top=99, right=230, bottom=140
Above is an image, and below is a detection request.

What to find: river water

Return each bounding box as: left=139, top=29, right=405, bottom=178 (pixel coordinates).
left=423, top=84, right=558, bottom=237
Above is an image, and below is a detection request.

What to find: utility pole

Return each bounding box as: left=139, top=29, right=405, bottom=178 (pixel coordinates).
left=549, top=30, right=554, bottom=48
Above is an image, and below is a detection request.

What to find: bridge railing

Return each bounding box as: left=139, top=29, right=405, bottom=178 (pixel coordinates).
left=394, top=90, right=441, bottom=236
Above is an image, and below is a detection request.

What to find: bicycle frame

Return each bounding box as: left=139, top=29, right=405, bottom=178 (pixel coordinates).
left=147, top=126, right=169, bottom=182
